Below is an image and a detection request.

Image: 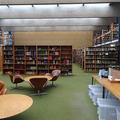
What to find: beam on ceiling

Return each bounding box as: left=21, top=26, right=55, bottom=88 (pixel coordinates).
left=0, top=4, right=120, bottom=18
left=0, top=0, right=119, bottom=5
left=0, top=18, right=116, bottom=27
left=1, top=26, right=106, bottom=31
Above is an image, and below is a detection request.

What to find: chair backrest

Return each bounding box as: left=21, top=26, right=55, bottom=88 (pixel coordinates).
left=6, top=72, right=14, bottom=82
left=29, top=78, right=48, bottom=90
left=0, top=81, right=7, bottom=95
left=0, top=88, right=7, bottom=95
left=52, top=76, right=59, bottom=81
left=13, top=74, right=24, bottom=83
left=52, top=70, right=61, bottom=77
left=0, top=81, right=5, bottom=91
left=51, top=70, right=61, bottom=82
left=14, top=77, right=24, bottom=83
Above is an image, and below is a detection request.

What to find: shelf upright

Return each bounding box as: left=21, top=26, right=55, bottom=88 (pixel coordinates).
left=25, top=46, right=37, bottom=75
left=0, top=29, right=3, bottom=71
left=14, top=45, right=25, bottom=74
left=2, top=31, right=14, bottom=74
left=61, top=46, right=72, bottom=75
left=37, top=46, right=49, bottom=75
left=48, top=46, right=61, bottom=73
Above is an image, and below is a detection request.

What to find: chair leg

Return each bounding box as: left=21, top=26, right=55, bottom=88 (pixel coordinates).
left=51, top=81, right=56, bottom=87
left=38, top=90, right=40, bottom=95
left=31, top=90, right=48, bottom=96
left=52, top=81, right=54, bottom=86
left=15, top=84, right=18, bottom=88
left=12, top=83, right=22, bottom=89
left=11, top=84, right=18, bottom=89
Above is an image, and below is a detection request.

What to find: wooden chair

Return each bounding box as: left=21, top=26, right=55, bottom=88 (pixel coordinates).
left=29, top=78, right=48, bottom=96
left=0, top=81, right=8, bottom=95
left=6, top=72, right=24, bottom=88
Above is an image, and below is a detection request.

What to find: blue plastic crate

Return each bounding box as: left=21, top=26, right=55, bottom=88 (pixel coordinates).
left=98, top=107, right=117, bottom=120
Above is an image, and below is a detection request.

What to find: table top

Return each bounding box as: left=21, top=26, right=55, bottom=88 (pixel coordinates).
left=0, top=94, right=33, bottom=119
left=92, top=75, right=120, bottom=100
left=24, top=75, right=52, bottom=81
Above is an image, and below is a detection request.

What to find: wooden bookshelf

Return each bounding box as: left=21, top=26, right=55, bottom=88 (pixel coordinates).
left=73, top=49, right=84, bottom=69
left=25, top=46, right=37, bottom=75
left=0, top=29, right=3, bottom=71
left=3, top=45, right=72, bottom=75
left=2, top=31, right=14, bottom=74
left=84, top=46, right=118, bottom=72
left=37, top=46, right=49, bottom=74
left=14, top=46, right=25, bottom=74
left=48, top=46, right=61, bottom=73
left=61, top=46, right=72, bottom=75
left=84, top=23, right=119, bottom=73
left=93, top=23, right=119, bottom=46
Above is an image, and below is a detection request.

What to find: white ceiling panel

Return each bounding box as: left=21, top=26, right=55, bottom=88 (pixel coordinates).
left=1, top=26, right=106, bottom=31
left=0, top=18, right=116, bottom=26
left=0, top=4, right=119, bottom=18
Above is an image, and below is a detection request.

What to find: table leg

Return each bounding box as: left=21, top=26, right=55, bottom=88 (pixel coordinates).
left=102, top=86, right=105, bottom=98
left=92, top=77, right=94, bottom=85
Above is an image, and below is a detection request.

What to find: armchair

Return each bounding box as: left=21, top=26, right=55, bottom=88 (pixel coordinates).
left=6, top=72, right=24, bottom=88
left=46, top=70, right=61, bottom=86
left=29, top=78, right=48, bottom=96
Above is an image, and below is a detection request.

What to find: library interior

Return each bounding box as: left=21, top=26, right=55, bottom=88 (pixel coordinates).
left=0, top=0, right=120, bottom=120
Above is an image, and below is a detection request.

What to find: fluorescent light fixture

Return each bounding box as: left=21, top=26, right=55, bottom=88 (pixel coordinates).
left=0, top=5, right=8, bottom=8
left=10, top=5, right=32, bottom=8
left=34, top=5, right=57, bottom=8
left=60, top=4, right=82, bottom=7
left=85, top=3, right=110, bottom=7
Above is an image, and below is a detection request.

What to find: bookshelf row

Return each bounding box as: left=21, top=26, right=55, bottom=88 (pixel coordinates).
left=0, top=30, right=14, bottom=71
left=85, top=46, right=118, bottom=72
left=73, top=46, right=118, bottom=73
left=3, top=45, right=72, bottom=75
left=93, top=23, right=119, bottom=46
left=73, top=49, right=84, bottom=69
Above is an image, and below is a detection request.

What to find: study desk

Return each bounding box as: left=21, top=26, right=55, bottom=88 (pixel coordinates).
left=24, top=75, right=52, bottom=81
left=92, top=75, right=120, bottom=99
left=0, top=94, right=33, bottom=119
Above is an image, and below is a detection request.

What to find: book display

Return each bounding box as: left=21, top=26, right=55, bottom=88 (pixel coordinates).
left=14, top=46, right=25, bottom=74
left=73, top=49, right=84, bottom=69
left=37, top=46, right=49, bottom=74
left=61, top=46, right=72, bottom=75
left=84, top=46, right=118, bottom=72
left=3, top=44, right=72, bottom=75
left=2, top=31, right=14, bottom=74
left=94, top=23, right=119, bottom=46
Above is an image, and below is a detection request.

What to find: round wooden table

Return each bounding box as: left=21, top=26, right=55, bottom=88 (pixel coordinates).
left=0, top=94, right=33, bottom=119
left=24, top=75, right=52, bottom=81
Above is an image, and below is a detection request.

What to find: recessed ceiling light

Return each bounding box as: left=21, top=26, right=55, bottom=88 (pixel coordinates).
left=34, top=5, right=56, bottom=8
left=9, top=5, right=32, bottom=8
left=59, top=4, right=82, bottom=7
left=85, top=3, right=110, bottom=7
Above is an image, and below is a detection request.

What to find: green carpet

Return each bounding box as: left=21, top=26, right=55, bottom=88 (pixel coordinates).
left=0, top=64, right=98, bottom=120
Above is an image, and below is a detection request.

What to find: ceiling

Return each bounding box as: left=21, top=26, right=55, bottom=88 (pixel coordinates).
left=0, top=0, right=120, bottom=4
left=0, top=0, right=120, bottom=31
